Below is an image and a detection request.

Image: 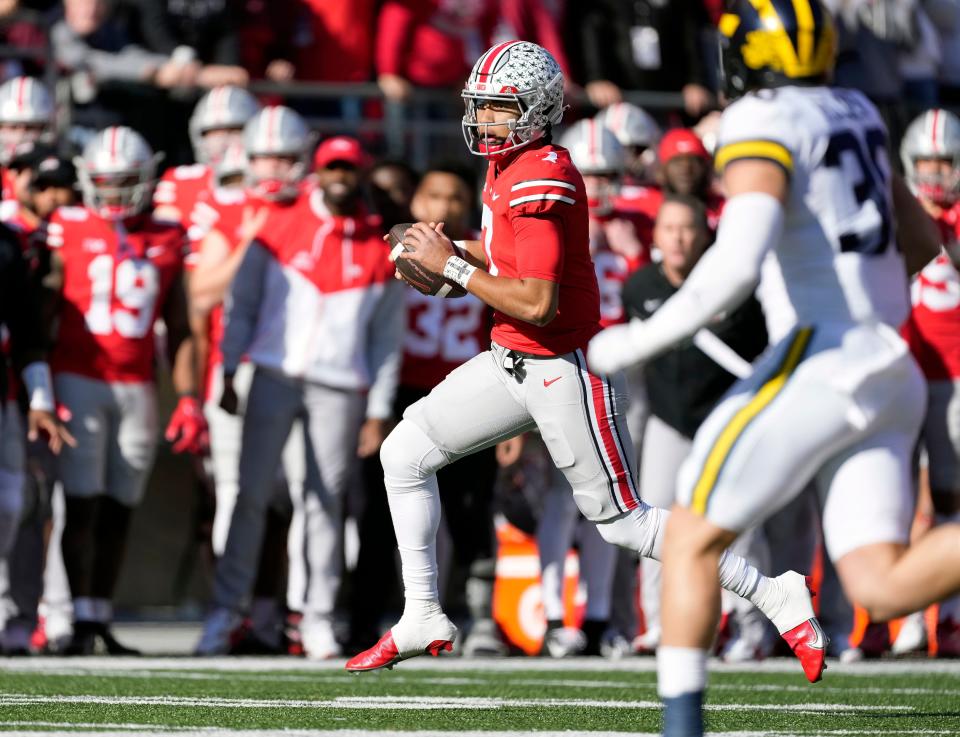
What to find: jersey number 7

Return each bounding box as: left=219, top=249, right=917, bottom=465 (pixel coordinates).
left=824, top=128, right=893, bottom=256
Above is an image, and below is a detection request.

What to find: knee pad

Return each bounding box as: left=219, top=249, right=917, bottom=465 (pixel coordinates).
left=380, top=420, right=448, bottom=483
left=596, top=503, right=666, bottom=560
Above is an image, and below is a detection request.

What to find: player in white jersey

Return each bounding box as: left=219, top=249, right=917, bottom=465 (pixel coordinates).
left=587, top=0, right=948, bottom=734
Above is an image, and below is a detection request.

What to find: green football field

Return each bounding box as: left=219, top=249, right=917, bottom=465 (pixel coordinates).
left=1, top=656, right=958, bottom=736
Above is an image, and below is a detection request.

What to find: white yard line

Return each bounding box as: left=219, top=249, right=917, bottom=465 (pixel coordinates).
left=3, top=666, right=958, bottom=699
left=0, top=693, right=916, bottom=714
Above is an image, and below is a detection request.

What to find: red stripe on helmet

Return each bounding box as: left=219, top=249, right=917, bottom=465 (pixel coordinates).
left=15, top=77, right=26, bottom=114
left=109, top=126, right=119, bottom=165
left=932, top=109, right=941, bottom=154
left=478, top=41, right=518, bottom=80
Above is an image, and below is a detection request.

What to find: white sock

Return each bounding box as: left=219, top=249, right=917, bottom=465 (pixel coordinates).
left=381, top=420, right=449, bottom=605
left=717, top=549, right=769, bottom=606
left=657, top=645, right=707, bottom=698
left=92, top=598, right=112, bottom=624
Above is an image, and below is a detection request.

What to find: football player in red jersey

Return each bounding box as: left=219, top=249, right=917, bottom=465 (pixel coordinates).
left=153, top=86, right=260, bottom=234
left=44, top=126, right=205, bottom=654
left=346, top=40, right=821, bottom=674
left=896, top=108, right=960, bottom=657
left=196, top=115, right=405, bottom=661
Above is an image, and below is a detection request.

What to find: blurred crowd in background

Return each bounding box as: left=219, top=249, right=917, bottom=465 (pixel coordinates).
left=0, top=0, right=959, bottom=664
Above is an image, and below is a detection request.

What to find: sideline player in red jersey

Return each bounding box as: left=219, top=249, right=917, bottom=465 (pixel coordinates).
left=191, top=113, right=314, bottom=655
left=153, top=86, right=260, bottom=236
left=560, top=118, right=649, bottom=327
left=896, top=108, right=960, bottom=656
left=346, top=40, right=822, bottom=676
left=44, top=126, right=205, bottom=654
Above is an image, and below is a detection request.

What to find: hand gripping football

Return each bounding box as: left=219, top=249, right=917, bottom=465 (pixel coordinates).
left=388, top=222, right=466, bottom=298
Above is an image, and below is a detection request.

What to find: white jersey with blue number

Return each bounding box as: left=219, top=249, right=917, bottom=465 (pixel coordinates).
left=715, top=86, right=909, bottom=343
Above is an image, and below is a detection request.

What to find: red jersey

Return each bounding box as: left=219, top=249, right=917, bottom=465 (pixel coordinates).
left=47, top=207, right=186, bottom=383
left=153, top=164, right=214, bottom=240
left=400, top=230, right=491, bottom=389
left=590, top=214, right=648, bottom=328
left=902, top=204, right=960, bottom=380
left=482, top=142, right=600, bottom=356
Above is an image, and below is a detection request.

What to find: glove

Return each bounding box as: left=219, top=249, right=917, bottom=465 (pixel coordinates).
left=587, top=319, right=648, bottom=375
left=165, top=395, right=209, bottom=455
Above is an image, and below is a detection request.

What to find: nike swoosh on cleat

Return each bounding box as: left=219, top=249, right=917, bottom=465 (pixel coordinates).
left=808, top=619, right=826, bottom=650
left=543, top=376, right=561, bottom=387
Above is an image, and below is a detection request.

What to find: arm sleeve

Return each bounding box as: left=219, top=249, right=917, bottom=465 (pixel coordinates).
left=220, top=242, right=270, bottom=375
left=364, top=279, right=406, bottom=420
left=512, top=214, right=565, bottom=282
left=375, top=0, right=416, bottom=76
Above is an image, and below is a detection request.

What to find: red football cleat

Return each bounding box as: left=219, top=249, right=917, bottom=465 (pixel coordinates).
left=345, top=630, right=454, bottom=673
left=782, top=617, right=828, bottom=683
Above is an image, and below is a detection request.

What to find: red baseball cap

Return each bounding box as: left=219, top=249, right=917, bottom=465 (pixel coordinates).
left=313, top=136, right=372, bottom=169
left=658, top=128, right=711, bottom=163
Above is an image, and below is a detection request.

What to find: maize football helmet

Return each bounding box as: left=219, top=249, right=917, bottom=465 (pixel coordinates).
left=718, top=0, right=837, bottom=99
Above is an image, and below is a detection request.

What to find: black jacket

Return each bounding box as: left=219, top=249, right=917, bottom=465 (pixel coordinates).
left=0, top=222, right=46, bottom=405
left=622, top=262, right=768, bottom=438
left=567, top=0, right=712, bottom=92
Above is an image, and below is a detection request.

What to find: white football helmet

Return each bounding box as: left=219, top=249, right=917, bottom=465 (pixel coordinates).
left=901, top=108, right=960, bottom=205
left=596, top=102, right=660, bottom=150
left=596, top=102, right=660, bottom=182
left=0, top=76, right=54, bottom=165
left=189, top=85, right=261, bottom=166
left=462, top=41, right=564, bottom=158
left=75, top=126, right=162, bottom=220
left=242, top=105, right=314, bottom=201
left=560, top=119, right=624, bottom=215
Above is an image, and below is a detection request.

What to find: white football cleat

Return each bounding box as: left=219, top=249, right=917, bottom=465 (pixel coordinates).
left=302, top=616, right=341, bottom=660
left=721, top=606, right=772, bottom=663
left=632, top=626, right=660, bottom=655
left=892, top=611, right=928, bottom=655
left=195, top=608, right=243, bottom=656
left=765, top=572, right=827, bottom=683
left=542, top=626, right=587, bottom=658
left=346, top=609, right=457, bottom=673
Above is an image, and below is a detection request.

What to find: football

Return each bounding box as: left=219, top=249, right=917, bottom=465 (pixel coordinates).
left=388, top=222, right=467, bottom=298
